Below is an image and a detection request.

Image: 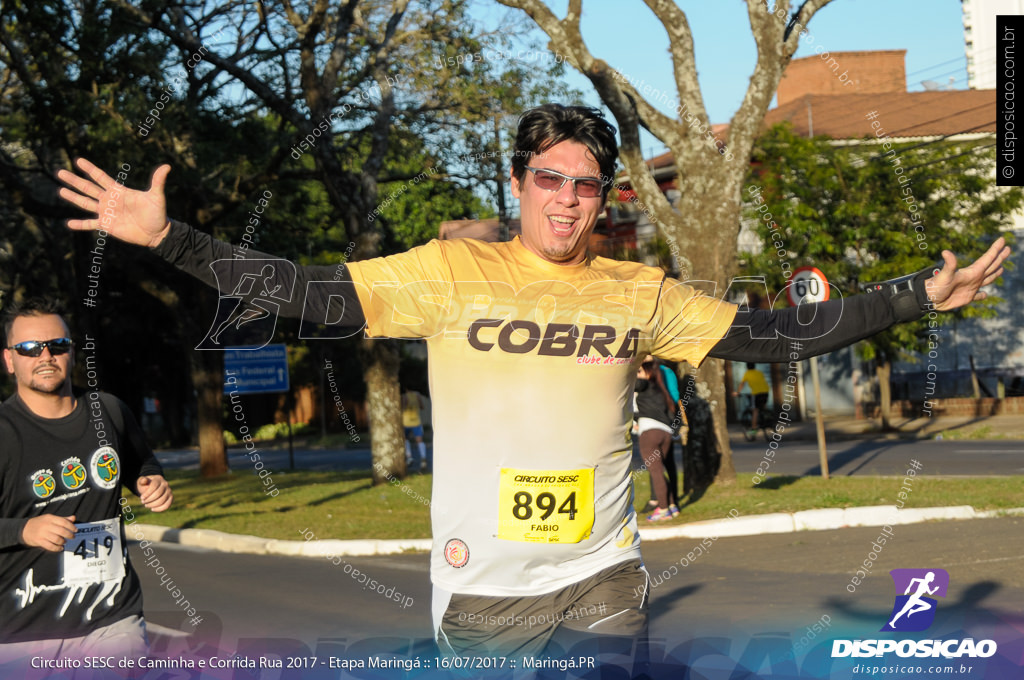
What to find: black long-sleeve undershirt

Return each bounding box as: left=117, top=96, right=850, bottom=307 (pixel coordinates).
left=153, top=220, right=367, bottom=330
left=153, top=220, right=926, bottom=361
left=707, top=292, right=921, bottom=363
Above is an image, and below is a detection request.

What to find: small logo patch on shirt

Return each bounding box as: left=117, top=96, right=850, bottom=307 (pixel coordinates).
left=444, top=538, right=469, bottom=568
left=30, top=469, right=56, bottom=499
left=60, top=458, right=87, bottom=490
left=89, top=447, right=120, bottom=490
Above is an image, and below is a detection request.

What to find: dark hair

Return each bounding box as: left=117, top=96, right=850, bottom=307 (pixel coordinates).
left=746, top=362, right=756, bottom=370
left=511, top=104, right=618, bottom=198
left=3, top=297, right=68, bottom=345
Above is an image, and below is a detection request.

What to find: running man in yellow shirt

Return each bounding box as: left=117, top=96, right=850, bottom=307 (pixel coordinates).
left=56, top=104, right=1010, bottom=665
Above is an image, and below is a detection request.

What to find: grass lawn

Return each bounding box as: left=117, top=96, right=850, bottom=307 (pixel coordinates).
left=127, top=467, right=1024, bottom=541
left=126, top=469, right=434, bottom=541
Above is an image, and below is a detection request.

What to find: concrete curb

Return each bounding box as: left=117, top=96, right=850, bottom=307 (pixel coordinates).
left=132, top=506, right=1024, bottom=557
left=133, top=524, right=432, bottom=556
left=636, top=505, right=1011, bottom=541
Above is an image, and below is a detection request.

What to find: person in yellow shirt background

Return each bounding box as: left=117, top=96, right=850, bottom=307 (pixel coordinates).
left=401, top=388, right=428, bottom=472
left=734, top=362, right=770, bottom=440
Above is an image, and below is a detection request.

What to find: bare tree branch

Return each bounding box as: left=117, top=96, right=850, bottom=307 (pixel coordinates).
left=728, top=0, right=837, bottom=168
left=641, top=0, right=707, bottom=135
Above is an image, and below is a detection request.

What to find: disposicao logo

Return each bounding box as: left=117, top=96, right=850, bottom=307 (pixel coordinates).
left=882, top=568, right=949, bottom=632
left=832, top=568, right=997, bottom=659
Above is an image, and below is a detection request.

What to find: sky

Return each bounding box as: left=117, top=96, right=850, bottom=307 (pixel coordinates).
left=480, top=0, right=971, bottom=159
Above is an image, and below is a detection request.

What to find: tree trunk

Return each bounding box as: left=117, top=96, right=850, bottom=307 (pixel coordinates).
left=969, top=355, right=981, bottom=399
left=679, top=359, right=726, bottom=492
left=877, top=359, right=892, bottom=431
left=702, top=359, right=734, bottom=485
left=191, top=347, right=228, bottom=477
left=669, top=186, right=744, bottom=485
left=190, top=287, right=227, bottom=478
left=362, top=338, right=405, bottom=484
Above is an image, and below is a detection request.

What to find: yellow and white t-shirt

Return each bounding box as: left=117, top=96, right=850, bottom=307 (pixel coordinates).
left=348, top=236, right=736, bottom=597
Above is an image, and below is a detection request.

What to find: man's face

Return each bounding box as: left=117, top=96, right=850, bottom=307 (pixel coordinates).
left=3, top=314, right=73, bottom=397
left=511, top=140, right=606, bottom=266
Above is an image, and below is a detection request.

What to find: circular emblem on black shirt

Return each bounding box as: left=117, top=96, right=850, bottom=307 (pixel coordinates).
left=30, top=469, right=56, bottom=499
left=89, top=447, right=121, bottom=490
left=60, top=457, right=87, bottom=490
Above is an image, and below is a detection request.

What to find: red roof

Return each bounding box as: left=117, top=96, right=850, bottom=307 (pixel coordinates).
left=763, top=90, right=996, bottom=140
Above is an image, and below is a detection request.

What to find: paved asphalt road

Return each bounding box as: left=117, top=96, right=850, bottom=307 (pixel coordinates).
left=729, top=438, right=1024, bottom=476
left=157, top=436, right=1024, bottom=478
left=136, top=516, right=1024, bottom=677
left=140, top=438, right=1022, bottom=676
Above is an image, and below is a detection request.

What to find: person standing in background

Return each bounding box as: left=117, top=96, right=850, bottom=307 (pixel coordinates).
left=635, top=355, right=679, bottom=521
left=642, top=362, right=681, bottom=512
left=402, top=388, right=428, bottom=472
left=735, top=362, right=770, bottom=440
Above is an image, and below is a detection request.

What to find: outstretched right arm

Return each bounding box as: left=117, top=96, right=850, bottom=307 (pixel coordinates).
left=57, top=159, right=364, bottom=328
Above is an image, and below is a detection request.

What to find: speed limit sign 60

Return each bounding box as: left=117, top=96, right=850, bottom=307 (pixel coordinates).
left=787, top=266, right=830, bottom=306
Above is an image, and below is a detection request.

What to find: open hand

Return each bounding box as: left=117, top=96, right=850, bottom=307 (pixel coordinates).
left=56, top=159, right=172, bottom=248
left=928, top=237, right=1011, bottom=312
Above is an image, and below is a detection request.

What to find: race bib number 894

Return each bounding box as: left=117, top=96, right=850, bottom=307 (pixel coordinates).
left=497, top=467, right=594, bottom=543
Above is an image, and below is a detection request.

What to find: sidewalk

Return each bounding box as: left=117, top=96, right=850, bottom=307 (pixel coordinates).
left=131, top=504, right=1024, bottom=558
left=728, top=412, right=1024, bottom=443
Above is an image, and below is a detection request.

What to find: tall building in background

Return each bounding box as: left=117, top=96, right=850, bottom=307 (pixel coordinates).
left=963, top=0, right=1024, bottom=88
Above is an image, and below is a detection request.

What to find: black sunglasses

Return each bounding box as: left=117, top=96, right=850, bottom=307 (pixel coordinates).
left=7, top=338, right=73, bottom=357
left=525, top=167, right=607, bottom=198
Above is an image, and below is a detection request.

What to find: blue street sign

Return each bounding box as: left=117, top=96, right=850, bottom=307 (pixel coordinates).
left=223, top=344, right=289, bottom=394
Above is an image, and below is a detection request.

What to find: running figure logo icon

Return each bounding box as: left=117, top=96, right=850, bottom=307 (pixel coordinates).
left=882, top=568, right=950, bottom=632
left=197, top=259, right=296, bottom=349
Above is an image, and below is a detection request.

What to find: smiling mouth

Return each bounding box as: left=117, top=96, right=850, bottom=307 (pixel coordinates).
left=548, top=215, right=577, bottom=236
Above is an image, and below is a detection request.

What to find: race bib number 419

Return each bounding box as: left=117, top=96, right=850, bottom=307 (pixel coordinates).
left=497, top=467, right=594, bottom=543
left=62, top=518, right=124, bottom=586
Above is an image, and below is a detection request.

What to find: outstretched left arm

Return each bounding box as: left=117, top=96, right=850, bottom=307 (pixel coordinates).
left=709, top=238, right=1011, bottom=362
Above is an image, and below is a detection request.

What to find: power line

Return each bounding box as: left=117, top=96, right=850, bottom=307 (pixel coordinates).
left=907, top=55, right=968, bottom=77
left=901, top=142, right=996, bottom=172
left=865, top=119, right=995, bottom=160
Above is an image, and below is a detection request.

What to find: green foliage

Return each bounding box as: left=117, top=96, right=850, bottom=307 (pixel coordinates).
left=741, top=123, right=1021, bottom=364
left=253, top=421, right=310, bottom=441
left=373, top=130, right=495, bottom=248
left=0, top=0, right=585, bottom=449
left=224, top=422, right=311, bottom=445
